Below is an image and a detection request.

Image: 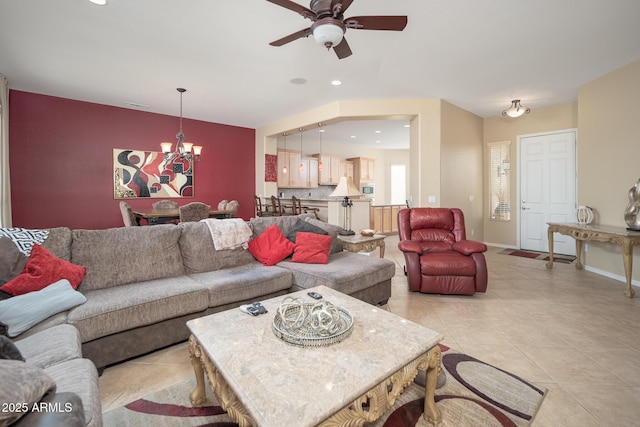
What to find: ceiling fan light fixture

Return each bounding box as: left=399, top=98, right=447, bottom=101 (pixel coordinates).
left=312, top=22, right=344, bottom=48
left=502, top=100, right=531, bottom=118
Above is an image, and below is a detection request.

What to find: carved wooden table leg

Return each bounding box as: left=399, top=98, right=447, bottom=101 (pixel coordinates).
left=621, top=239, right=636, bottom=298
left=188, top=335, right=207, bottom=406
left=379, top=239, right=386, bottom=258
left=423, top=345, right=442, bottom=425
left=546, top=226, right=555, bottom=269
left=575, top=239, right=584, bottom=270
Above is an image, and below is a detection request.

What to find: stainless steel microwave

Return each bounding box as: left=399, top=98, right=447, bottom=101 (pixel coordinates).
left=362, top=185, right=374, bottom=194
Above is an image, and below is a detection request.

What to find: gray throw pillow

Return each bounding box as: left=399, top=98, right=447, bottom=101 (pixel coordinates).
left=303, top=217, right=344, bottom=254
left=0, top=360, right=56, bottom=426
left=0, top=237, right=28, bottom=283
left=0, top=335, right=24, bottom=361
left=285, top=218, right=329, bottom=243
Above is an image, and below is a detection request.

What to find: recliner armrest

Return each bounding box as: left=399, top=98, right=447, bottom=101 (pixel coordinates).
left=452, top=240, right=487, bottom=255
left=398, top=240, right=423, bottom=254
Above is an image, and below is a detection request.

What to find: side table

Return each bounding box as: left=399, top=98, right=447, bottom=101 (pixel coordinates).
left=338, top=234, right=386, bottom=258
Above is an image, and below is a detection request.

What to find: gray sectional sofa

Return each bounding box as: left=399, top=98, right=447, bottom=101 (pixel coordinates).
left=12, top=215, right=395, bottom=370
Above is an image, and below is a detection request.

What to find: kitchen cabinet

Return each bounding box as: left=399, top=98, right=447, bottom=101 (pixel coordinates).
left=339, top=161, right=354, bottom=180
left=370, top=204, right=403, bottom=234
left=312, top=153, right=340, bottom=185
left=277, top=149, right=301, bottom=188
left=347, top=157, right=376, bottom=183
left=300, top=157, right=318, bottom=188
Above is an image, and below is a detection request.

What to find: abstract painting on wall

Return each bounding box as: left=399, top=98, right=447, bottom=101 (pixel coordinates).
left=113, top=149, right=193, bottom=199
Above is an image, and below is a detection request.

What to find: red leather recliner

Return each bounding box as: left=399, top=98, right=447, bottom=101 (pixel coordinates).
left=398, top=208, right=488, bottom=295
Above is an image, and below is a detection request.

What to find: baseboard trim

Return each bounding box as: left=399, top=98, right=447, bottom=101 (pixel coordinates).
left=584, top=265, right=640, bottom=288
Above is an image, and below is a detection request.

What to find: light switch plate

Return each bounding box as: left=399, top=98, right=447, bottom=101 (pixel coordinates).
left=428, top=195, right=436, bottom=203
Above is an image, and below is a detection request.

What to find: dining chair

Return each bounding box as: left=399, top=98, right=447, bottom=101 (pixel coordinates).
left=291, top=195, right=320, bottom=219
left=270, top=195, right=290, bottom=216
left=119, top=201, right=138, bottom=226
left=152, top=200, right=178, bottom=211
left=179, top=202, right=211, bottom=222
left=254, top=195, right=274, bottom=217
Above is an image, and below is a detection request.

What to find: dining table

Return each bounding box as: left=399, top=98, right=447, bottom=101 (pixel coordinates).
left=132, top=208, right=234, bottom=225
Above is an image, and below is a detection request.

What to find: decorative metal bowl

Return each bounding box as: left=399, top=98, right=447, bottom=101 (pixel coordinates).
left=272, top=298, right=354, bottom=348
left=360, top=229, right=377, bottom=237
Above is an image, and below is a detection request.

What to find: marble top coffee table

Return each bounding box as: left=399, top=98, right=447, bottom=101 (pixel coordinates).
left=187, top=286, right=444, bottom=427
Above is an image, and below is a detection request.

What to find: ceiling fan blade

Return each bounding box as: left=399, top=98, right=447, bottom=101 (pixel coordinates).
left=331, top=0, right=354, bottom=15
left=269, top=27, right=313, bottom=46
left=266, top=0, right=316, bottom=20
left=344, top=16, right=408, bottom=31
left=333, top=37, right=352, bottom=59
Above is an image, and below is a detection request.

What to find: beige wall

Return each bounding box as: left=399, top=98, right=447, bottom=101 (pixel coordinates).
left=483, top=103, right=578, bottom=245
left=578, top=59, right=640, bottom=283
left=441, top=101, right=484, bottom=240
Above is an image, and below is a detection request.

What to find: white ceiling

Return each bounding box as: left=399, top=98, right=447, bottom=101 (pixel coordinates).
left=1, top=0, right=639, bottom=149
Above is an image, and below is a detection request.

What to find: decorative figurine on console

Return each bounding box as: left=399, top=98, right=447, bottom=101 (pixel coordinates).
left=624, top=178, right=640, bottom=231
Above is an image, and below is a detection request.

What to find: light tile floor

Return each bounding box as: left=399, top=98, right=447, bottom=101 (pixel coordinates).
left=100, top=235, right=640, bottom=426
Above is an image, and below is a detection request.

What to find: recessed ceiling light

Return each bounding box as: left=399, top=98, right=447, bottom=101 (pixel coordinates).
left=318, top=129, right=325, bottom=133
left=89, top=0, right=107, bottom=5
left=376, top=140, right=381, bottom=144
left=124, top=102, right=150, bottom=109
left=331, top=80, right=342, bottom=86
left=375, top=130, right=381, bottom=133
left=404, top=124, right=410, bottom=128
left=350, top=135, right=356, bottom=138
left=290, top=77, right=307, bottom=85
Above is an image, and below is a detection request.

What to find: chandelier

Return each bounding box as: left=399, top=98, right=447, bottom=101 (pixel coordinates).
left=160, top=88, right=202, bottom=160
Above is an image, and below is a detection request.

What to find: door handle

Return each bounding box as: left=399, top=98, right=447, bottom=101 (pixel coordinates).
left=521, top=206, right=530, bottom=210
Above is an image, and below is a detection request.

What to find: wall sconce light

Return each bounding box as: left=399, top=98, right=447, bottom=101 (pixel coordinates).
left=502, top=100, right=530, bottom=118
left=161, top=88, right=202, bottom=161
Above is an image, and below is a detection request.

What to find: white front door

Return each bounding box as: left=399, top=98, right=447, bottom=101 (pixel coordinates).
left=519, top=130, right=577, bottom=255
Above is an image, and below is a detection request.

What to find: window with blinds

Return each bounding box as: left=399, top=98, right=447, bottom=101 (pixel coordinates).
left=488, top=141, right=511, bottom=221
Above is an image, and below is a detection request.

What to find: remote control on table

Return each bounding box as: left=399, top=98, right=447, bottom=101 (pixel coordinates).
left=307, top=292, right=323, bottom=300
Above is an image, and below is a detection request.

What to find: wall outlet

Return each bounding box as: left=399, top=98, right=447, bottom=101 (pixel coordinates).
left=428, top=195, right=436, bottom=203
left=469, top=195, right=474, bottom=202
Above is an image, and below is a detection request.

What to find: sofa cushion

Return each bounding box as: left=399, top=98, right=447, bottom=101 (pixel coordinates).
left=71, top=224, right=185, bottom=291
left=248, top=224, right=295, bottom=266
left=41, top=227, right=73, bottom=261
left=291, top=232, right=332, bottom=264
left=43, top=358, right=101, bottom=427
left=188, top=263, right=292, bottom=307
left=0, top=280, right=87, bottom=337
left=67, top=276, right=209, bottom=342
left=0, top=245, right=87, bottom=296
left=0, top=237, right=27, bottom=283
left=0, top=359, right=57, bottom=426
left=278, top=251, right=395, bottom=296
left=15, top=324, right=82, bottom=369
left=179, top=222, right=257, bottom=274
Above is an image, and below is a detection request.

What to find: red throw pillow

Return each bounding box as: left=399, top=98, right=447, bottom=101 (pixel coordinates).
left=248, top=224, right=295, bottom=266
left=291, top=232, right=332, bottom=264
left=0, top=244, right=86, bottom=296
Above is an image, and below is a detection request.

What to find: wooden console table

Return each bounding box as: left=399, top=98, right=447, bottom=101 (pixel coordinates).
left=546, top=222, right=640, bottom=298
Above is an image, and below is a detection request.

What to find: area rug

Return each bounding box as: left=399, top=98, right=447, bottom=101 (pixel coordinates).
left=103, top=344, right=547, bottom=427
left=499, top=248, right=575, bottom=264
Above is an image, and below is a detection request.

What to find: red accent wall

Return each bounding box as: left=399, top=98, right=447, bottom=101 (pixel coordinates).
left=9, top=90, right=256, bottom=229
